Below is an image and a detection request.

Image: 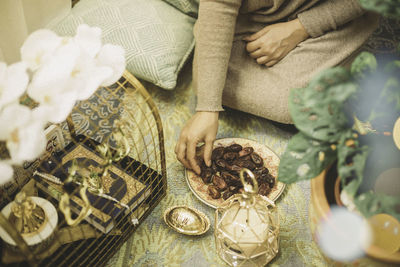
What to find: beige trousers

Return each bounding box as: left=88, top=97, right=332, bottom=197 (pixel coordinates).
left=216, top=12, right=379, bottom=124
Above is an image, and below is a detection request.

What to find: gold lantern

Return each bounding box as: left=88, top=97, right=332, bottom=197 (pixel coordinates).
left=215, top=168, right=279, bottom=267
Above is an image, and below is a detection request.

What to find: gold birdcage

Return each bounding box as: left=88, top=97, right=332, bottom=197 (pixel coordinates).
left=0, top=71, right=167, bottom=266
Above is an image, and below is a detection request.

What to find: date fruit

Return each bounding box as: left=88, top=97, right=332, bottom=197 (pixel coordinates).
left=201, top=168, right=213, bottom=183
left=250, top=152, right=263, bottom=167
left=239, top=147, right=254, bottom=157
left=208, top=185, right=221, bottom=199
left=226, top=144, right=243, bottom=153
left=223, top=152, right=238, bottom=161
left=258, top=183, right=271, bottom=196
left=212, top=147, right=225, bottom=161
left=213, top=175, right=227, bottom=191
left=194, top=142, right=275, bottom=201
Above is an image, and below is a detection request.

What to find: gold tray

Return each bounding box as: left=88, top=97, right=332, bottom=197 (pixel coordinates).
left=185, top=138, right=285, bottom=209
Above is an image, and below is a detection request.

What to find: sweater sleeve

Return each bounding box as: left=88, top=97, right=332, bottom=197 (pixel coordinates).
left=297, top=0, right=366, bottom=38
left=194, top=0, right=242, bottom=112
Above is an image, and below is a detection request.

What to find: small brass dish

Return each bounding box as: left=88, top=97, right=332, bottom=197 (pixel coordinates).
left=163, top=206, right=210, bottom=236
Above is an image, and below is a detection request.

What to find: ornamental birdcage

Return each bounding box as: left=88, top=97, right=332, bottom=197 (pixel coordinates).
left=0, top=71, right=167, bottom=266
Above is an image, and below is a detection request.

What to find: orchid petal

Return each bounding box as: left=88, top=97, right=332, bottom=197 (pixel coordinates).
left=7, top=120, right=46, bottom=162
left=74, top=24, right=102, bottom=58
left=27, top=41, right=80, bottom=105
left=39, top=89, right=78, bottom=123
left=0, top=105, right=47, bottom=162
left=20, top=29, right=62, bottom=71
left=0, top=62, right=29, bottom=108
left=31, top=106, right=51, bottom=126
left=0, top=104, right=31, bottom=140
left=0, top=162, right=13, bottom=185
left=74, top=65, right=112, bottom=101
left=96, top=44, right=125, bottom=86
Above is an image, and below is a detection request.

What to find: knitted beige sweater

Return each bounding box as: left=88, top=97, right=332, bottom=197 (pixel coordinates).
left=194, top=0, right=367, bottom=113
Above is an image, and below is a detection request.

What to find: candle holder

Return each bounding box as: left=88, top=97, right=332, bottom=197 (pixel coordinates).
left=215, top=168, right=279, bottom=267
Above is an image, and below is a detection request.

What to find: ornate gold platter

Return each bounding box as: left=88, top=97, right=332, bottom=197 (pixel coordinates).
left=185, top=138, right=285, bottom=209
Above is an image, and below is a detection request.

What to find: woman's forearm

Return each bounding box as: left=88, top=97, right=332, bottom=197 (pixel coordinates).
left=297, top=0, right=366, bottom=38
left=194, top=0, right=242, bottom=112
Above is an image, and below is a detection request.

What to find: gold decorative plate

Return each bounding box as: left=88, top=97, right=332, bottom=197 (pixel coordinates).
left=185, top=138, right=285, bottom=209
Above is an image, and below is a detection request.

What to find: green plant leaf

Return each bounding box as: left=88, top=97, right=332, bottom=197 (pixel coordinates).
left=382, top=77, right=400, bottom=110
left=289, top=67, right=357, bottom=142
left=278, top=132, right=337, bottom=184
left=359, top=0, right=400, bottom=18
left=337, top=130, right=369, bottom=196
left=384, top=60, right=400, bottom=73
left=354, top=192, right=400, bottom=221
left=350, top=52, right=377, bottom=79
left=367, top=66, right=400, bottom=128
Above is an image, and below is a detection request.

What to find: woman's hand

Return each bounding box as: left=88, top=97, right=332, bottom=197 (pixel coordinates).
left=243, top=18, right=309, bottom=67
left=175, top=111, right=219, bottom=175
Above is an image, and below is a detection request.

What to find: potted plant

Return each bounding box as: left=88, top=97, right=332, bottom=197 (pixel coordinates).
left=278, top=0, right=400, bottom=264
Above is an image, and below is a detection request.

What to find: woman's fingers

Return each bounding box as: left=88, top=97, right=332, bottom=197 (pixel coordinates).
left=243, top=27, right=270, bottom=42
left=245, top=40, right=260, bottom=53
left=265, top=59, right=279, bottom=67
left=187, top=139, right=201, bottom=175
left=176, top=140, right=191, bottom=170
left=249, top=49, right=264, bottom=59
left=203, top=139, right=213, bottom=167
left=256, top=56, right=270, bottom=65
left=175, top=111, right=219, bottom=173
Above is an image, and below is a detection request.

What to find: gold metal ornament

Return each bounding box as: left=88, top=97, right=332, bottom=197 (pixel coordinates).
left=215, top=168, right=279, bottom=267
left=163, top=206, right=210, bottom=236
left=9, top=192, right=46, bottom=235
left=59, top=121, right=131, bottom=227
left=59, top=160, right=93, bottom=227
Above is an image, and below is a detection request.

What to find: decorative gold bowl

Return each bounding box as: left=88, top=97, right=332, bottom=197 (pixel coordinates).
left=163, top=206, right=210, bottom=236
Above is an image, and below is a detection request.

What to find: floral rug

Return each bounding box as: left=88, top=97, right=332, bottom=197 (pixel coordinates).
left=103, top=17, right=400, bottom=267
left=59, top=17, right=399, bottom=267
left=105, top=61, right=322, bottom=267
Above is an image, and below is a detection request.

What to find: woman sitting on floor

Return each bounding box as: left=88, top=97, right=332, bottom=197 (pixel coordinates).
left=175, top=0, right=379, bottom=174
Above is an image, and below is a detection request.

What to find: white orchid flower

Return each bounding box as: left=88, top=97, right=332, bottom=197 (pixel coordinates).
left=0, top=62, right=29, bottom=109
left=27, top=40, right=81, bottom=123
left=35, top=90, right=79, bottom=123
left=28, top=40, right=80, bottom=99
left=20, top=29, right=62, bottom=71
left=69, top=24, right=122, bottom=100
left=0, top=161, right=13, bottom=185
left=0, top=104, right=46, bottom=163
left=74, top=24, right=102, bottom=59
left=0, top=104, right=30, bottom=140
left=68, top=53, right=113, bottom=101
left=96, top=44, right=126, bottom=86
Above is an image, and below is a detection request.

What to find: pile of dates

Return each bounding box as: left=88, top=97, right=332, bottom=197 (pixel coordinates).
left=197, top=143, right=275, bottom=200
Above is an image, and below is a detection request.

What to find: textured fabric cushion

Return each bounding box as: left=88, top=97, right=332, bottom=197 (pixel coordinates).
left=48, top=0, right=196, bottom=90
left=162, top=0, right=199, bottom=17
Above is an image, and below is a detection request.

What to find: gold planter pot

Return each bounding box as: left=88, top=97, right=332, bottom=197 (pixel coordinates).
left=310, top=168, right=400, bottom=265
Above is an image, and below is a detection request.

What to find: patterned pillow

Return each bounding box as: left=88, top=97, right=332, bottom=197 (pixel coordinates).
left=162, top=0, right=199, bottom=17
left=48, top=0, right=196, bottom=90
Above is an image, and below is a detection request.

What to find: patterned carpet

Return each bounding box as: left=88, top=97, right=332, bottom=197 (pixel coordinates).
left=105, top=61, right=321, bottom=267
left=96, top=17, right=400, bottom=267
